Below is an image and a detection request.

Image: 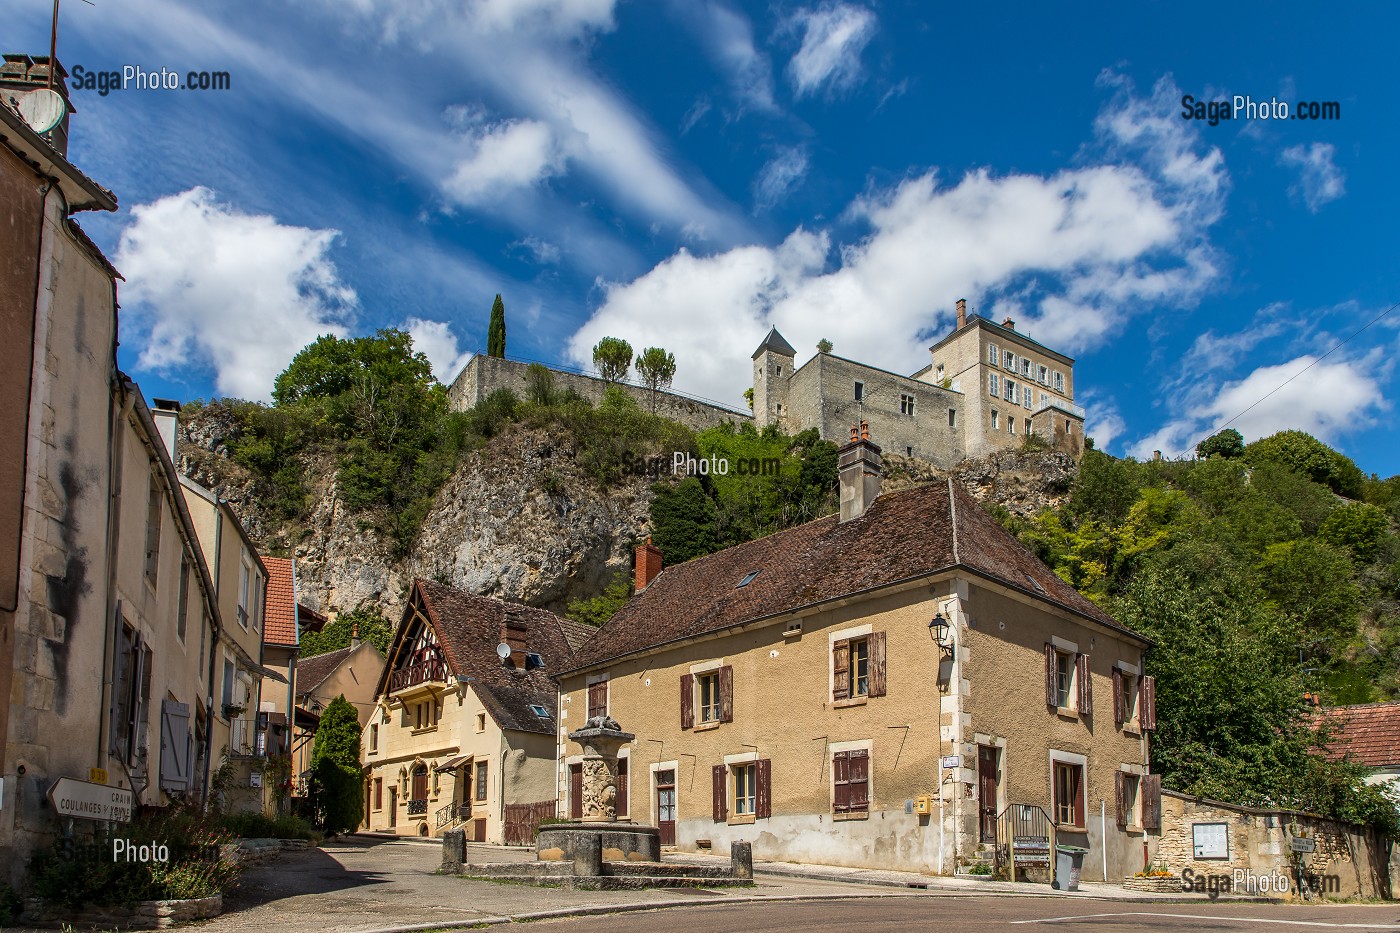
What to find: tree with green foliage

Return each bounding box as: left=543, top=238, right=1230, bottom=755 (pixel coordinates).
left=649, top=476, right=718, bottom=564
left=300, top=606, right=394, bottom=657
left=1196, top=428, right=1244, bottom=460
left=1318, top=502, right=1390, bottom=564
left=1246, top=430, right=1364, bottom=497
left=487, top=294, right=507, bottom=358
left=567, top=569, right=633, bottom=627
left=592, top=336, right=633, bottom=384
left=311, top=696, right=363, bottom=835
left=525, top=363, right=556, bottom=405
left=635, top=347, right=677, bottom=413
left=817, top=338, right=833, bottom=354
left=743, top=387, right=754, bottom=411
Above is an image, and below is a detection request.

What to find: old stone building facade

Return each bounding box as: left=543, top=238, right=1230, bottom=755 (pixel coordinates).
left=753, top=300, right=1085, bottom=467
left=555, top=429, right=1151, bottom=880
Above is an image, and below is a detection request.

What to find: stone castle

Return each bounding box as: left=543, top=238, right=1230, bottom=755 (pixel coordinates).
left=448, top=299, right=1084, bottom=468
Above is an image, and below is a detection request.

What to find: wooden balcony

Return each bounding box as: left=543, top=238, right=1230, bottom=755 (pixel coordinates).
left=388, top=657, right=449, bottom=694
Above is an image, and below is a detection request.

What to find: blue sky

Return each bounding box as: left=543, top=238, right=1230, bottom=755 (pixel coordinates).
left=13, top=1, right=1400, bottom=475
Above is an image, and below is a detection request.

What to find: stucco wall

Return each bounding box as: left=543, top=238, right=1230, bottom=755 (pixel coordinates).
left=558, top=572, right=1150, bottom=878
left=449, top=355, right=752, bottom=433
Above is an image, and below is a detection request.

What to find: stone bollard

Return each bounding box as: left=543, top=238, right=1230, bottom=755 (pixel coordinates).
left=441, top=828, right=467, bottom=874
left=573, top=832, right=603, bottom=877
left=730, top=840, right=753, bottom=880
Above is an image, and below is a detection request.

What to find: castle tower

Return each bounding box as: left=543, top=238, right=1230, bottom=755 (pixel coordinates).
left=751, top=327, right=796, bottom=428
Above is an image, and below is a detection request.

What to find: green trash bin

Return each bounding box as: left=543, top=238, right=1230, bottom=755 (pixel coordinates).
left=1053, top=845, right=1088, bottom=891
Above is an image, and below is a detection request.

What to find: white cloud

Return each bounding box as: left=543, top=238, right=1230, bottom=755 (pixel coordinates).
left=513, top=236, right=562, bottom=264
left=567, top=74, right=1227, bottom=405
left=116, top=187, right=355, bottom=402
left=1279, top=142, right=1345, bottom=212
left=443, top=119, right=563, bottom=207
left=753, top=147, right=810, bottom=210
left=683, top=2, right=777, bottom=113
left=404, top=317, right=475, bottom=384
left=1128, top=353, right=1387, bottom=459
left=786, top=3, right=877, bottom=98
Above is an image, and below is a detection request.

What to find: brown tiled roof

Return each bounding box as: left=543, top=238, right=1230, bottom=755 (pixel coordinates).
left=296, top=645, right=353, bottom=694
left=262, top=556, right=298, bottom=647
left=381, top=580, right=580, bottom=735
left=1316, top=702, right=1400, bottom=768
left=557, top=617, right=598, bottom=652
left=563, top=478, right=1137, bottom=673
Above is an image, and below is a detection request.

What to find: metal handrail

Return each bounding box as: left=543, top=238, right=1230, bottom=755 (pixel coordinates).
left=436, top=801, right=469, bottom=830
left=1033, top=397, right=1086, bottom=419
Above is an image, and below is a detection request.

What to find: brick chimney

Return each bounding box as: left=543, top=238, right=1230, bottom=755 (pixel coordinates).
left=956, top=298, right=967, bottom=329
left=502, top=605, right=529, bottom=667
left=1002, top=316, right=1015, bottom=331
left=838, top=420, right=882, bottom=523
left=635, top=538, right=662, bottom=591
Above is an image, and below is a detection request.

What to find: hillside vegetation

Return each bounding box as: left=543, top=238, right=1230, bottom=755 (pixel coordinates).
left=996, top=432, right=1400, bottom=828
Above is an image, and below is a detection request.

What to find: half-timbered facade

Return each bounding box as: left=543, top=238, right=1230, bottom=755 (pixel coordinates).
left=362, top=580, right=590, bottom=843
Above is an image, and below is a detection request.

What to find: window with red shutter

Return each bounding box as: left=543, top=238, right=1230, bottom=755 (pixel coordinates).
left=587, top=679, right=608, bottom=719
left=1114, top=771, right=1127, bottom=827
left=832, top=641, right=850, bottom=701
left=712, top=764, right=727, bottom=822
left=1140, top=675, right=1157, bottom=731
left=1141, top=774, right=1162, bottom=830
left=756, top=759, right=772, bottom=820
left=616, top=756, right=629, bottom=817
left=832, top=750, right=850, bottom=813
left=680, top=673, right=694, bottom=730
left=848, top=749, right=869, bottom=811
left=832, top=749, right=869, bottom=817
left=1076, top=654, right=1092, bottom=715
left=1112, top=670, right=1124, bottom=726
left=1044, top=643, right=1058, bottom=707
left=719, top=665, right=734, bottom=723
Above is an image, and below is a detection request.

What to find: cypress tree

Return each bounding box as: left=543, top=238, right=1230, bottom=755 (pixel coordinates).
left=487, top=294, right=507, bottom=358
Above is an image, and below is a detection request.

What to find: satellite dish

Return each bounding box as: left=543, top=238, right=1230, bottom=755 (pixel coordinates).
left=496, top=642, right=512, bottom=661
left=17, top=88, right=66, bottom=135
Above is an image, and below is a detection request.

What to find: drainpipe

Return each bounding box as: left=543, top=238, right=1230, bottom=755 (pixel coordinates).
left=1101, top=799, right=1108, bottom=882
left=500, top=747, right=508, bottom=843
left=98, top=377, right=136, bottom=770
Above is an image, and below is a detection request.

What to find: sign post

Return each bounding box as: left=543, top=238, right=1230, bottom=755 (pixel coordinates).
left=47, top=777, right=134, bottom=823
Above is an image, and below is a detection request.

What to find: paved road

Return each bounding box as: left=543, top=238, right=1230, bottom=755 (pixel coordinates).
left=528, top=899, right=1400, bottom=932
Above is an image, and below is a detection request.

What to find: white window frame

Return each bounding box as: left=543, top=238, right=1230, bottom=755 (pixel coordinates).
left=1119, top=765, right=1143, bottom=829
left=1054, top=371, right=1065, bottom=392
left=1116, top=660, right=1142, bottom=729
left=1003, top=350, right=1015, bottom=370
left=1050, top=749, right=1088, bottom=829
left=989, top=373, right=1000, bottom=397
left=987, top=344, right=999, bottom=365
left=991, top=409, right=999, bottom=430
left=1051, top=636, right=1079, bottom=711
left=1023, top=386, right=1032, bottom=409
left=732, top=761, right=757, bottom=817
left=1038, top=364, right=1048, bottom=385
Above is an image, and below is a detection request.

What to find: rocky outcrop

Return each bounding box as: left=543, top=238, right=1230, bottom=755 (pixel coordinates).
left=950, top=448, right=1077, bottom=518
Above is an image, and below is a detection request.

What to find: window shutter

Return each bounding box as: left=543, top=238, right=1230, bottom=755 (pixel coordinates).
left=832, top=750, right=850, bottom=813
left=1141, top=774, right=1162, bottom=830
left=616, top=757, right=628, bottom=816
left=866, top=631, right=887, bottom=697
left=756, top=759, right=772, bottom=820
left=680, top=673, right=694, bottom=730
left=159, top=700, right=191, bottom=791
left=1140, top=675, right=1157, bottom=731
left=832, top=640, right=850, bottom=701
left=1076, top=653, right=1092, bottom=715
left=712, top=764, right=727, bottom=822
left=1112, top=670, right=1124, bottom=726
left=1114, top=772, right=1127, bottom=828
left=719, top=665, right=734, bottom=723
left=849, top=749, right=870, bottom=810
left=1044, top=644, right=1057, bottom=707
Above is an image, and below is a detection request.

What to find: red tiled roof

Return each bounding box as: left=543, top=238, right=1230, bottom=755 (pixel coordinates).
left=563, top=477, right=1138, bottom=673
left=262, top=556, right=298, bottom=647
left=1317, top=702, right=1400, bottom=768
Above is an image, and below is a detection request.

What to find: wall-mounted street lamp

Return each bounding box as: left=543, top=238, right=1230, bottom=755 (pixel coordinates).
left=929, top=613, right=954, bottom=661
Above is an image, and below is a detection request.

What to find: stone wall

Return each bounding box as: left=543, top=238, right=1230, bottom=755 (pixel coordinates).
left=449, top=355, right=752, bottom=434
left=1149, top=790, right=1397, bottom=899
left=23, top=894, right=222, bottom=929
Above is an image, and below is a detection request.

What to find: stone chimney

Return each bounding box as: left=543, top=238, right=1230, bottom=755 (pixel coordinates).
left=956, top=298, right=967, bottom=329
left=350, top=621, right=361, bottom=649
left=502, top=605, right=529, bottom=667
left=150, top=398, right=180, bottom=464
left=1, top=54, right=74, bottom=156
left=635, top=538, right=662, bottom=591
left=1002, top=316, right=1015, bottom=331
left=838, top=420, right=882, bottom=523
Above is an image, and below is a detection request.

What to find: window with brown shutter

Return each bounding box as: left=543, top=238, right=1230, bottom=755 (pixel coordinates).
left=1140, top=675, right=1157, bottom=731
left=1076, top=653, right=1092, bottom=715
left=1053, top=761, right=1084, bottom=828
left=868, top=632, right=886, bottom=697
left=1044, top=643, right=1058, bottom=707
left=1114, top=772, right=1127, bottom=827
left=833, top=640, right=850, bottom=701
left=680, top=673, right=694, bottom=730
left=712, top=764, right=727, bottom=821
left=1141, top=774, right=1162, bottom=830
left=1112, top=671, right=1124, bottom=726
left=756, top=759, right=771, bottom=819
left=719, top=664, right=734, bottom=723
left=616, top=757, right=628, bottom=817
left=697, top=671, right=721, bottom=723
left=587, top=680, right=608, bottom=719
left=833, top=749, right=869, bottom=817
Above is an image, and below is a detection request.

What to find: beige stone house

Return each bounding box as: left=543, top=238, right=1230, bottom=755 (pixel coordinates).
left=1, top=62, right=223, bottom=882
left=556, top=427, right=1154, bottom=880
left=291, top=635, right=384, bottom=794
left=753, top=299, right=1084, bottom=465
left=363, top=580, right=589, bottom=842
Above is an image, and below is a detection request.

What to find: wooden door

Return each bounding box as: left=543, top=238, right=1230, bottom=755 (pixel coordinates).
left=570, top=763, right=583, bottom=819
left=388, top=788, right=397, bottom=827
left=656, top=769, right=677, bottom=845
left=978, top=745, right=999, bottom=843
left=473, top=818, right=487, bottom=842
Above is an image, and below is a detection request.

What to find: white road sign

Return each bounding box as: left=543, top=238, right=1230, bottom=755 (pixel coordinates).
left=47, top=777, right=134, bottom=823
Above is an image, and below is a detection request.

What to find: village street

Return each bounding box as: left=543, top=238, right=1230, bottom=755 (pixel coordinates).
left=171, top=837, right=1400, bottom=933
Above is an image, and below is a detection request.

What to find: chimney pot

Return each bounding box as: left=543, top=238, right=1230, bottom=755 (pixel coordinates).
left=1002, top=316, right=1015, bottom=331
left=956, top=298, right=967, bottom=329
left=502, top=605, right=529, bottom=666
left=838, top=426, right=883, bottom=523
left=635, top=538, right=663, bottom=591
